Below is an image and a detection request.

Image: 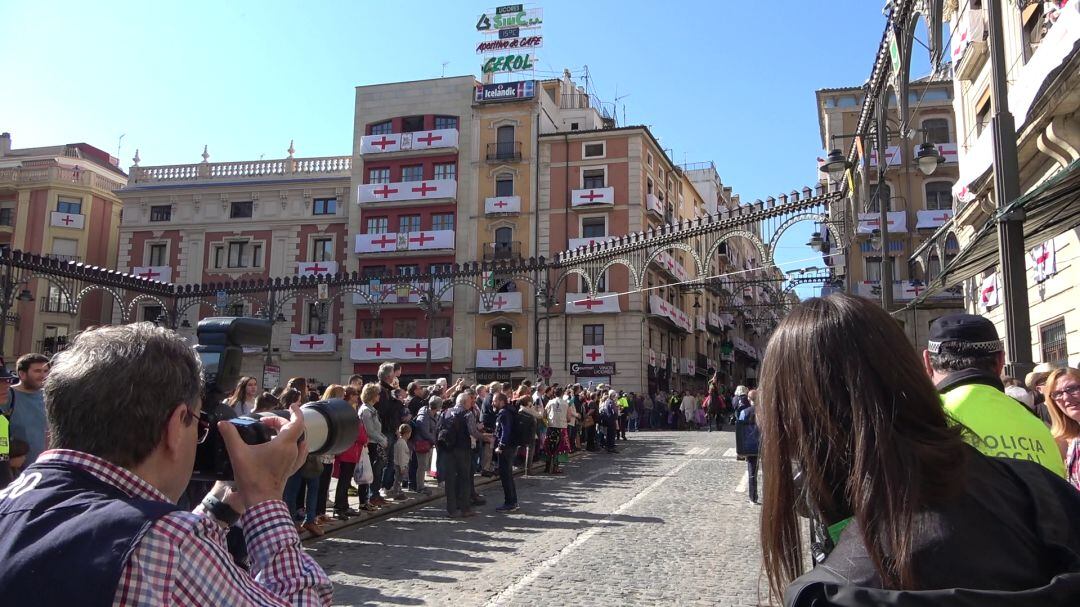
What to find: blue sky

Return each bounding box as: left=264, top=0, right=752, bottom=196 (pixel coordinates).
left=2, top=0, right=925, bottom=281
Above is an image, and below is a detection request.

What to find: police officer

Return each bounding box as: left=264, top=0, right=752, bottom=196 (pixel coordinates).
left=922, top=313, right=1065, bottom=477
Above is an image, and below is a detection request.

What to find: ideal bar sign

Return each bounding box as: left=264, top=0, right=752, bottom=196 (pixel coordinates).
left=475, top=80, right=536, bottom=102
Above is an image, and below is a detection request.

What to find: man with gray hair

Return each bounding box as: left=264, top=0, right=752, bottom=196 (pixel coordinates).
left=0, top=323, right=331, bottom=605
left=436, top=390, right=477, bottom=518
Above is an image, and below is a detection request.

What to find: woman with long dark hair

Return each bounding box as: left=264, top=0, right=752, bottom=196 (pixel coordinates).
left=225, top=376, right=258, bottom=415
left=759, top=294, right=1080, bottom=605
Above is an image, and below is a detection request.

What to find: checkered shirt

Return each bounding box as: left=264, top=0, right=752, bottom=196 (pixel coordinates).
left=33, top=450, right=332, bottom=607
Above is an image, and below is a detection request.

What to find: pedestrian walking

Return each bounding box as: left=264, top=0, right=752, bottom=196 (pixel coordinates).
left=738, top=389, right=760, bottom=503
left=600, top=390, right=619, bottom=453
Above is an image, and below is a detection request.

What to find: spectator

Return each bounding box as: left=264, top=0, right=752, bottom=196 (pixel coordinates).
left=740, top=390, right=760, bottom=504
left=1044, top=367, right=1080, bottom=491
left=493, top=392, right=519, bottom=512
left=375, top=363, right=408, bottom=499
left=412, top=396, right=440, bottom=495
left=0, top=323, right=331, bottom=605
left=392, top=424, right=412, bottom=499
left=1025, top=362, right=1058, bottom=425
left=438, top=392, right=477, bottom=518
left=347, top=374, right=364, bottom=391
left=544, top=387, right=570, bottom=474
left=253, top=391, right=281, bottom=413
left=225, top=376, right=258, bottom=416
left=358, top=383, right=387, bottom=508
left=5, top=353, right=49, bottom=466
left=332, top=385, right=365, bottom=519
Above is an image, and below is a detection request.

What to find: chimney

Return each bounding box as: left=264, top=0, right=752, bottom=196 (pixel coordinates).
left=0, top=132, right=10, bottom=157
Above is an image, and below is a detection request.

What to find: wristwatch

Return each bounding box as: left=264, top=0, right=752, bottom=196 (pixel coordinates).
left=202, top=494, right=241, bottom=527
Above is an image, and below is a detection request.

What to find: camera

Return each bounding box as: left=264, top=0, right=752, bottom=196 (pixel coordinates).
left=191, top=318, right=358, bottom=481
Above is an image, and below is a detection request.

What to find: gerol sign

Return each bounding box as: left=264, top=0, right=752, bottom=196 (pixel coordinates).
left=481, top=53, right=535, bottom=74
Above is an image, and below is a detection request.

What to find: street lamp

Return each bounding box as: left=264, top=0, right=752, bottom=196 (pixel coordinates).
left=869, top=228, right=883, bottom=251
left=806, top=231, right=825, bottom=252
left=820, top=149, right=852, bottom=182
left=915, top=141, right=944, bottom=176
left=418, top=291, right=443, bottom=379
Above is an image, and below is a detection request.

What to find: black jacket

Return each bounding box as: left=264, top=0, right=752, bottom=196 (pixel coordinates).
left=786, top=446, right=1080, bottom=606
left=376, top=381, right=405, bottom=439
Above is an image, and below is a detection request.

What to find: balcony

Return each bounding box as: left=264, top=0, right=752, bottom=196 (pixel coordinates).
left=646, top=194, right=663, bottom=217
left=357, top=178, right=457, bottom=205
left=359, top=128, right=459, bottom=155
left=129, top=155, right=350, bottom=185
left=568, top=235, right=614, bottom=251
left=952, top=8, right=988, bottom=81
left=484, top=195, right=521, bottom=214
left=648, top=294, right=691, bottom=332
left=351, top=279, right=455, bottom=306
left=355, top=229, right=455, bottom=254
left=479, top=291, right=523, bottom=314
left=696, top=354, right=709, bottom=377
left=0, top=163, right=125, bottom=194
left=486, top=141, right=523, bottom=163
left=297, top=260, right=338, bottom=277
left=483, top=241, right=521, bottom=261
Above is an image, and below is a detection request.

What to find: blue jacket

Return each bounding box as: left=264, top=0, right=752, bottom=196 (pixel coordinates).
left=495, top=404, right=516, bottom=449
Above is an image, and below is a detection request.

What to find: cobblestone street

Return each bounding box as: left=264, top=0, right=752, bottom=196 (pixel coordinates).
left=308, top=430, right=765, bottom=606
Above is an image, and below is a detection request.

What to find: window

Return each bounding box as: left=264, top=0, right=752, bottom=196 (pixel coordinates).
left=583, top=324, right=605, bottom=346
left=366, top=216, right=389, bottom=234
left=369, top=120, right=392, bottom=135
left=227, top=242, right=247, bottom=268
left=142, top=305, right=164, bottom=323
left=921, top=118, right=950, bottom=144
left=430, top=263, right=453, bottom=275
left=495, top=125, right=516, bottom=160
left=495, top=175, right=514, bottom=197
left=42, top=284, right=69, bottom=313
left=925, top=181, right=953, bottom=211
left=865, top=257, right=882, bottom=282
left=434, top=162, right=456, bottom=180
left=647, top=153, right=654, bottom=167
left=397, top=264, right=420, bottom=276
left=581, top=272, right=607, bottom=293
left=401, top=165, right=423, bottom=182
left=570, top=122, right=579, bottom=131
left=491, top=323, right=513, bottom=350
left=582, top=168, right=605, bottom=189
left=1022, top=1, right=1045, bottom=63
left=224, top=241, right=262, bottom=269
left=647, top=177, right=654, bottom=195
left=399, top=215, right=421, bottom=233
left=928, top=255, right=941, bottom=281
left=227, top=302, right=245, bottom=317
left=230, top=201, right=253, bottom=218
left=312, top=237, right=333, bottom=262
left=434, top=116, right=458, bottom=130
left=402, top=116, right=425, bottom=133
left=57, top=196, right=82, bottom=215
left=306, top=303, right=324, bottom=335
left=358, top=319, right=379, bottom=339
left=581, top=216, right=606, bottom=238
left=148, top=243, right=167, bottom=266
left=361, top=265, right=386, bottom=278
left=1041, top=319, right=1067, bottom=366
left=0, top=207, right=12, bottom=226
left=368, top=168, right=390, bottom=184
left=583, top=142, right=605, bottom=158
left=313, top=198, right=337, bottom=215
left=432, top=213, right=454, bottom=231
left=975, top=89, right=992, bottom=136
left=431, top=317, right=452, bottom=338
left=150, top=205, right=171, bottom=222
left=393, top=319, right=417, bottom=337
left=51, top=238, right=78, bottom=259
left=867, top=182, right=892, bottom=212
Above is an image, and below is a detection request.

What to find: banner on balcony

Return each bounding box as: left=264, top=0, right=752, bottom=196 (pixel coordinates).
left=1029, top=241, right=1057, bottom=283
left=355, top=230, right=454, bottom=253
left=916, top=210, right=953, bottom=229
left=565, top=293, right=620, bottom=314
left=654, top=251, right=690, bottom=283
left=132, top=266, right=172, bottom=282
left=857, top=212, right=907, bottom=234
left=485, top=196, right=521, bottom=214
left=696, top=316, right=706, bottom=332
left=475, top=349, right=524, bottom=368
left=297, top=260, right=338, bottom=276
left=479, top=291, right=523, bottom=314
left=360, top=129, right=457, bottom=154
left=680, top=358, right=695, bottom=376
left=708, top=312, right=721, bottom=328
left=350, top=338, right=452, bottom=361
left=978, top=273, right=999, bottom=311
left=582, top=345, right=606, bottom=364
left=570, top=187, right=614, bottom=207
left=50, top=211, right=85, bottom=230
left=659, top=352, right=667, bottom=369
left=649, top=295, right=692, bottom=332
left=290, top=334, right=336, bottom=353
left=357, top=179, right=457, bottom=204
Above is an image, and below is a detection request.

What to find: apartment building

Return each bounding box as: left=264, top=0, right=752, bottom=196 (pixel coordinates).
left=0, top=133, right=127, bottom=358
left=816, top=76, right=965, bottom=347
left=117, top=145, right=352, bottom=383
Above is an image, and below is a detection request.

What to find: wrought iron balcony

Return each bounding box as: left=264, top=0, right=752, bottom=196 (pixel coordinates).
left=37, top=336, right=70, bottom=356
left=486, top=141, right=522, bottom=162
left=483, top=241, right=521, bottom=261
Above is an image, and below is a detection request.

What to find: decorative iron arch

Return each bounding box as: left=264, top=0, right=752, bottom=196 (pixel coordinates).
left=593, top=259, right=637, bottom=294
left=224, top=294, right=266, bottom=315
left=705, top=230, right=769, bottom=269
left=551, top=268, right=590, bottom=295
left=72, top=285, right=128, bottom=322
left=639, top=242, right=704, bottom=287
left=28, top=273, right=75, bottom=314
left=767, top=212, right=849, bottom=263
left=126, top=294, right=170, bottom=320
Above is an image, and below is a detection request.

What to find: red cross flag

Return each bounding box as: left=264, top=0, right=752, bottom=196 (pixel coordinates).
left=564, top=292, right=621, bottom=314
left=298, top=260, right=339, bottom=277
left=290, top=334, right=336, bottom=353
left=1029, top=241, right=1057, bottom=283
left=360, top=133, right=402, bottom=153
left=475, top=349, right=524, bottom=368
left=403, top=230, right=454, bottom=251
left=979, top=273, right=999, bottom=310
left=355, top=232, right=402, bottom=253
left=582, top=345, right=606, bottom=364
left=485, top=195, right=521, bottom=214
left=479, top=291, right=523, bottom=314
left=357, top=178, right=457, bottom=204
left=50, top=211, right=85, bottom=230
left=349, top=338, right=453, bottom=361
left=570, top=186, right=614, bottom=207
left=408, top=128, right=458, bottom=150
left=132, top=266, right=172, bottom=283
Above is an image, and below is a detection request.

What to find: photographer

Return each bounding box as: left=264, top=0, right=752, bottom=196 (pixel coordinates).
left=0, top=323, right=332, bottom=606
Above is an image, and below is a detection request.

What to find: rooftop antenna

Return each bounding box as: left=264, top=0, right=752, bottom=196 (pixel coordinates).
left=116, top=133, right=125, bottom=160
left=613, top=89, right=631, bottom=127
left=441, top=61, right=449, bottom=78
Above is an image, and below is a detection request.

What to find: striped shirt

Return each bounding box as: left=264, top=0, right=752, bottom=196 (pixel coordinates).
left=34, top=450, right=333, bottom=607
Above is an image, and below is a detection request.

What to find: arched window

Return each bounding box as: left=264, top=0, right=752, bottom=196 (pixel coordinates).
left=921, top=118, right=950, bottom=144
left=925, top=181, right=953, bottom=211
left=492, top=323, right=513, bottom=350
left=944, top=234, right=960, bottom=266
left=493, top=227, right=514, bottom=260
left=928, top=254, right=942, bottom=281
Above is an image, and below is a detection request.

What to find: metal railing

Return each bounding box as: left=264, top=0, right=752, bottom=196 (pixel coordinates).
left=483, top=241, right=521, bottom=261
left=486, top=142, right=522, bottom=162
left=37, top=337, right=70, bottom=356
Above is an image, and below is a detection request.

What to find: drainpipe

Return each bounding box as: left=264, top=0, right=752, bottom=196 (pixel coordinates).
left=563, top=133, right=570, bottom=376
left=533, top=109, right=541, bottom=372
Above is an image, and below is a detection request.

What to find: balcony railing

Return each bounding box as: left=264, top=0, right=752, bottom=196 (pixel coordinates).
left=486, top=141, right=523, bottom=162
left=483, top=241, right=521, bottom=261
left=0, top=164, right=124, bottom=192
left=129, top=155, right=351, bottom=184
left=37, top=337, right=70, bottom=356
left=43, top=254, right=81, bottom=263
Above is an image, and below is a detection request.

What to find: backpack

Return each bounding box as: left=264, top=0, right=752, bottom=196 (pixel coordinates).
left=511, top=409, right=537, bottom=447
left=435, top=409, right=467, bottom=450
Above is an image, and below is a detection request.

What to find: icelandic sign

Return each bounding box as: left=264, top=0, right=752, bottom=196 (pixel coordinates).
left=481, top=53, right=535, bottom=74
left=570, top=362, right=616, bottom=377
left=476, top=7, right=543, bottom=32
left=475, top=80, right=536, bottom=103
left=476, top=35, right=542, bottom=54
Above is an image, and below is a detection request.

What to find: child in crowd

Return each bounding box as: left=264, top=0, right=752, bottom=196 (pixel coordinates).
left=393, top=424, right=412, bottom=500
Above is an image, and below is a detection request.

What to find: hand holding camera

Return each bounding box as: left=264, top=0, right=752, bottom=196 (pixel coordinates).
left=217, top=404, right=308, bottom=510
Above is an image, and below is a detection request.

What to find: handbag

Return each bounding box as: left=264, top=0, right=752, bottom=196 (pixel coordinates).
left=354, top=447, right=374, bottom=485
left=414, top=439, right=433, bottom=454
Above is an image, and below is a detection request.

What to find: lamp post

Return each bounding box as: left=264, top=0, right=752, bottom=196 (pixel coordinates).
left=418, top=286, right=443, bottom=379
left=0, top=261, right=34, bottom=363
left=534, top=280, right=558, bottom=377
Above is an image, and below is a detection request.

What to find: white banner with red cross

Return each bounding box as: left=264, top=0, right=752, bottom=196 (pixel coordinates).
left=484, top=196, right=521, bottom=214
left=350, top=338, right=452, bottom=361
left=570, top=187, right=614, bottom=207
left=979, top=273, right=999, bottom=310
left=1028, top=240, right=1057, bottom=283
left=857, top=212, right=907, bottom=234
left=360, top=128, right=457, bottom=154
left=565, top=292, right=620, bottom=314
left=50, top=211, right=85, bottom=230
left=357, top=178, right=457, bottom=204
left=479, top=291, right=522, bottom=314
left=868, top=145, right=902, bottom=167
left=916, top=210, right=953, bottom=229
left=290, top=334, right=336, bottom=353
left=132, top=266, right=172, bottom=282
left=475, top=349, right=524, bottom=368
left=654, top=251, right=690, bottom=283
left=297, top=260, right=338, bottom=277
left=355, top=230, right=454, bottom=253
left=582, top=345, right=606, bottom=364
